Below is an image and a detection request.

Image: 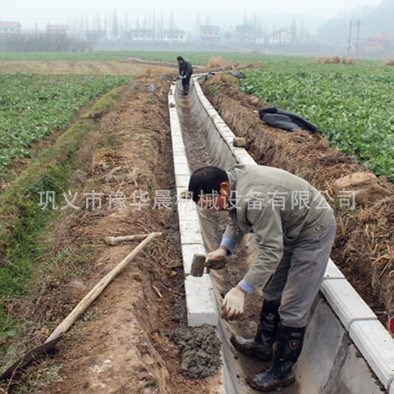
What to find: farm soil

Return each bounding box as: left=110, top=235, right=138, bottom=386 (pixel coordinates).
left=0, top=60, right=393, bottom=393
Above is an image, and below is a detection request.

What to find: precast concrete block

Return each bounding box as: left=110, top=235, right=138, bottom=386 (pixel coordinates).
left=173, top=154, right=188, bottom=165
left=175, top=174, right=190, bottom=189
left=215, top=120, right=228, bottom=129
left=321, top=278, right=377, bottom=330
left=223, top=135, right=236, bottom=146
left=324, top=258, right=345, bottom=279
left=179, top=220, right=204, bottom=245
left=169, top=121, right=182, bottom=136
left=177, top=204, right=200, bottom=224
left=172, top=137, right=186, bottom=154
left=199, top=97, right=211, bottom=107
left=218, top=128, right=234, bottom=138
left=173, top=72, right=389, bottom=394
left=185, top=274, right=218, bottom=327
left=349, top=320, right=394, bottom=389
left=236, top=151, right=256, bottom=166
left=173, top=162, right=190, bottom=176
left=208, top=108, right=218, bottom=118
left=172, top=149, right=187, bottom=160
left=171, top=135, right=185, bottom=148
left=168, top=105, right=177, bottom=114
left=168, top=108, right=179, bottom=119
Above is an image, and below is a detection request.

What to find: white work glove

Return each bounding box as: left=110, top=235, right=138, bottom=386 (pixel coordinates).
left=205, top=247, right=227, bottom=270
left=222, top=286, right=245, bottom=320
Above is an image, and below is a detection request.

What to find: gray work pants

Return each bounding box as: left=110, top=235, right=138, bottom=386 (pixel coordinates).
left=263, top=217, right=337, bottom=328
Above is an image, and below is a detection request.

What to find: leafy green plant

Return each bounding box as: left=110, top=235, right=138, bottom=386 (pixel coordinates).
left=0, top=73, right=129, bottom=169
left=240, top=62, right=394, bottom=181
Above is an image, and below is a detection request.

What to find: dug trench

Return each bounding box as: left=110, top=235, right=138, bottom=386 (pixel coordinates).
left=0, top=62, right=393, bottom=393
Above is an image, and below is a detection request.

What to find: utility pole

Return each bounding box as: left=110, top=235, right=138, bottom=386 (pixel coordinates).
left=354, top=19, right=361, bottom=57
left=347, top=20, right=353, bottom=57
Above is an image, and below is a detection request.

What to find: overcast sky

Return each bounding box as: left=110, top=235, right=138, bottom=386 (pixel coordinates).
left=1, top=0, right=384, bottom=27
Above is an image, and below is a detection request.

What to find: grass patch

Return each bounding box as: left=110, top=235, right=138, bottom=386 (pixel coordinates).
left=204, top=72, right=240, bottom=96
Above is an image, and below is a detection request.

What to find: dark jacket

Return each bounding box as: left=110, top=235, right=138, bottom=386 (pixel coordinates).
left=178, top=60, right=193, bottom=78
left=259, top=107, right=317, bottom=132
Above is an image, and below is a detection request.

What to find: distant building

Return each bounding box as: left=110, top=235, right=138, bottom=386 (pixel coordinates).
left=363, top=32, right=394, bottom=56
left=123, top=29, right=155, bottom=42
left=268, top=29, right=292, bottom=45
left=161, top=29, right=186, bottom=43
left=0, top=21, right=21, bottom=34
left=200, top=25, right=220, bottom=44
left=235, top=25, right=258, bottom=44
left=46, top=24, right=69, bottom=35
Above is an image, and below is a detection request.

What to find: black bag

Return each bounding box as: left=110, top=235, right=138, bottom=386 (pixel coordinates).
left=259, top=107, right=317, bottom=132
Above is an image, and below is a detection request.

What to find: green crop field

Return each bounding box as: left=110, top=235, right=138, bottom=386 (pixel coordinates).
left=0, top=51, right=392, bottom=181
left=240, top=60, right=394, bottom=181
left=0, top=73, right=129, bottom=169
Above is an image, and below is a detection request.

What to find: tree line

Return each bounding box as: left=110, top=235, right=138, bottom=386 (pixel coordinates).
left=0, top=33, right=94, bottom=52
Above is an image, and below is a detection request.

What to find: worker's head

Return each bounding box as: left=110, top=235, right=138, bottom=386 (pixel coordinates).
left=188, top=166, right=230, bottom=211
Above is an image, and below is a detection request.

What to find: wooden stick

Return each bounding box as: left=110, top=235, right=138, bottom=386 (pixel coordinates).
left=105, top=234, right=150, bottom=246
left=45, top=232, right=162, bottom=343
left=0, top=232, right=162, bottom=381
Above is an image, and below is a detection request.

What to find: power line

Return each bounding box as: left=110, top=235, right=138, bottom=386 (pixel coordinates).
left=347, top=19, right=361, bottom=58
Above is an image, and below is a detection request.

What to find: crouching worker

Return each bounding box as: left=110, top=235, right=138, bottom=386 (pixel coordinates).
left=188, top=164, right=336, bottom=392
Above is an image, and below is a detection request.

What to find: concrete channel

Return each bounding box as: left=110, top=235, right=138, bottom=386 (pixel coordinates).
left=167, top=75, right=394, bottom=393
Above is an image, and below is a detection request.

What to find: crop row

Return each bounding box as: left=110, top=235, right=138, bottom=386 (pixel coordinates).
left=240, top=61, right=394, bottom=181
left=0, top=73, right=129, bottom=170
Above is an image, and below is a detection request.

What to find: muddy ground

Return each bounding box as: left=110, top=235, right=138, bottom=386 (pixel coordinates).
left=0, top=59, right=393, bottom=393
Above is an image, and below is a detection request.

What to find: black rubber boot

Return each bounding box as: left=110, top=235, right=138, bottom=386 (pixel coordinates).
left=246, top=324, right=306, bottom=392
left=230, top=301, right=279, bottom=361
